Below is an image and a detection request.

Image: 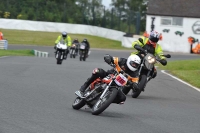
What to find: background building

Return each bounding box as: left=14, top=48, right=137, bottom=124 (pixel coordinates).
left=146, top=0, right=200, bottom=53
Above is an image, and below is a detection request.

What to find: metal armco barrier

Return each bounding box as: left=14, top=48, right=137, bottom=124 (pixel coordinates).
left=33, top=50, right=49, bottom=57
left=0, top=40, right=8, bottom=49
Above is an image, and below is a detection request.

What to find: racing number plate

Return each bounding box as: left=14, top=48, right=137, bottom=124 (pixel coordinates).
left=80, top=45, right=85, bottom=49
left=114, top=73, right=128, bottom=86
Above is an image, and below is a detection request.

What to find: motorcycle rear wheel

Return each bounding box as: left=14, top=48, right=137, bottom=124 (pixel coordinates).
left=79, top=51, right=82, bottom=61
left=72, top=97, right=86, bottom=110
left=91, top=88, right=118, bottom=115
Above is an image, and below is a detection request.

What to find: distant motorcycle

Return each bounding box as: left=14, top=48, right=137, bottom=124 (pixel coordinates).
left=79, top=42, right=87, bottom=61
left=55, top=42, right=67, bottom=65
left=70, top=43, right=79, bottom=58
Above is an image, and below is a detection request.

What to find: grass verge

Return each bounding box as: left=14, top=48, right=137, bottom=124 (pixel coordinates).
left=1, top=29, right=132, bottom=50
left=0, top=49, right=34, bottom=57
left=157, top=59, right=200, bottom=88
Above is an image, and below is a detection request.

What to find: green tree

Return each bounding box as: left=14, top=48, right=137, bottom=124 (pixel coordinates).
left=0, top=0, right=146, bottom=32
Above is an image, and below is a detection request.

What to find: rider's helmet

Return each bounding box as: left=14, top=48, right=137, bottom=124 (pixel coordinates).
left=149, top=31, right=161, bottom=46
left=83, top=38, right=87, bottom=42
left=126, top=54, right=141, bottom=71
left=62, top=31, right=67, bottom=38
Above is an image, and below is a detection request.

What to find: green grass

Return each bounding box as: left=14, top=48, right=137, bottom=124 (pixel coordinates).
left=0, top=49, right=34, bottom=56
left=157, top=59, right=200, bottom=88
left=1, top=29, right=132, bottom=50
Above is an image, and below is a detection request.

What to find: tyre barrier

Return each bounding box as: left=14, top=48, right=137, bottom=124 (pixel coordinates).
left=32, top=50, right=49, bottom=57
left=0, top=40, right=8, bottom=49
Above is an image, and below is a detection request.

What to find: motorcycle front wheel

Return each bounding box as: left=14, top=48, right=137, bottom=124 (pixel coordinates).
left=73, top=54, right=76, bottom=58
left=79, top=51, right=82, bottom=61
left=82, top=51, right=86, bottom=61
left=72, top=97, right=86, bottom=110
left=131, top=74, right=147, bottom=98
left=91, top=88, right=118, bottom=115
left=56, top=53, right=62, bottom=65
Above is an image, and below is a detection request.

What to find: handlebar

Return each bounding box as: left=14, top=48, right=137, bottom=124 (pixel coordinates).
left=163, top=54, right=171, bottom=58
left=108, top=63, right=130, bottom=78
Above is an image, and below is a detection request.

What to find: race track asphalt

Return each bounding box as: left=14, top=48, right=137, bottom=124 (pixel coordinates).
left=0, top=45, right=199, bottom=133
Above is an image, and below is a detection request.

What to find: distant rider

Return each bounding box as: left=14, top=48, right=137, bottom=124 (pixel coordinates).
left=77, top=54, right=141, bottom=104
left=81, top=39, right=90, bottom=57
left=54, top=32, right=72, bottom=59
left=0, top=30, right=3, bottom=40
left=132, top=31, right=167, bottom=79
left=72, top=38, right=79, bottom=55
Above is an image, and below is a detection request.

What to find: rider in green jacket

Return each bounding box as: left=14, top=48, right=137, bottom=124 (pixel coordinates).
left=54, top=32, right=72, bottom=59
left=131, top=31, right=167, bottom=79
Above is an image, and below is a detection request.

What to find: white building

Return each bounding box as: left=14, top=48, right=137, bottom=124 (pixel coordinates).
left=146, top=0, right=200, bottom=53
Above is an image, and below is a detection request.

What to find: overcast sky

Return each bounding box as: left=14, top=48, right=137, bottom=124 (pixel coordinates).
left=102, top=0, right=112, bottom=7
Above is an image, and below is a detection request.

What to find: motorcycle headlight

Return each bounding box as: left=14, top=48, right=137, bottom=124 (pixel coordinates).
left=147, top=56, right=156, bottom=63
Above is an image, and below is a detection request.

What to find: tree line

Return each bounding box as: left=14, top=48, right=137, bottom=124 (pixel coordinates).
left=0, top=0, right=147, bottom=33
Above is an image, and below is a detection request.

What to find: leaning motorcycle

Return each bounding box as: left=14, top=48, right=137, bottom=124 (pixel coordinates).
left=72, top=62, right=134, bottom=115
left=122, top=44, right=171, bottom=98
left=55, top=42, right=67, bottom=65
left=69, top=43, right=79, bottom=58
left=79, top=42, right=87, bottom=61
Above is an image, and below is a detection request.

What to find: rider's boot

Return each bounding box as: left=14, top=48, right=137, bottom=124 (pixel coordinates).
left=79, top=68, right=106, bottom=96
left=79, top=74, right=99, bottom=96
left=113, top=89, right=126, bottom=105
left=54, top=45, right=57, bottom=53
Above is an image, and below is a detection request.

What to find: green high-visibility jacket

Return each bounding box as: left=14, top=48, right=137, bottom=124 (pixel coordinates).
left=131, top=36, right=165, bottom=59
left=55, top=35, right=72, bottom=47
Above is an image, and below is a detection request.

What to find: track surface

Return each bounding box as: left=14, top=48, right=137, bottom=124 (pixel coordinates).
left=0, top=45, right=200, bottom=133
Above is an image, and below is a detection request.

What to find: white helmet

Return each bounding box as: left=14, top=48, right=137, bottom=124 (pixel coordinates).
left=126, top=55, right=141, bottom=71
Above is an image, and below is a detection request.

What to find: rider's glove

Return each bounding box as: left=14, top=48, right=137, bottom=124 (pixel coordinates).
left=127, top=81, right=139, bottom=91
left=160, top=59, right=167, bottom=66
left=54, top=44, right=57, bottom=49
left=104, top=54, right=113, bottom=64
left=127, top=80, right=133, bottom=87
left=134, top=44, right=145, bottom=53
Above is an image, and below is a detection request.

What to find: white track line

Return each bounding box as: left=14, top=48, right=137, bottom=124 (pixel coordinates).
left=161, top=70, right=200, bottom=92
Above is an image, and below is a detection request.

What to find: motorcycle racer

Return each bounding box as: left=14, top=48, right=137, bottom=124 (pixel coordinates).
left=132, top=31, right=167, bottom=79
left=72, top=38, right=79, bottom=55
left=81, top=39, right=90, bottom=57
left=77, top=54, right=141, bottom=104
left=54, top=31, right=72, bottom=59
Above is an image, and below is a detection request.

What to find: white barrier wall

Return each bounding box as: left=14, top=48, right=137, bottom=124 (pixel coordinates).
left=0, top=18, right=125, bottom=41
left=121, top=35, right=141, bottom=48
left=2, top=18, right=198, bottom=53
left=146, top=15, right=200, bottom=53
